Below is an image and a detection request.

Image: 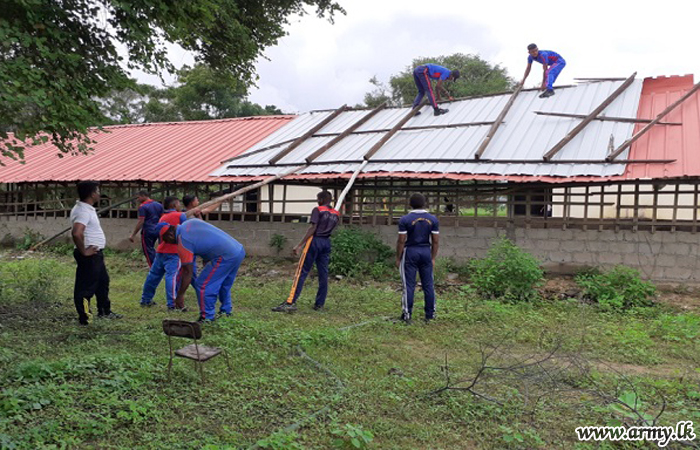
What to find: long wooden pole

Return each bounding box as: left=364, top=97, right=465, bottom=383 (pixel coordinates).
left=474, top=83, right=523, bottom=159
left=362, top=102, right=424, bottom=161
left=606, top=80, right=700, bottom=161
left=533, top=111, right=681, bottom=125
left=542, top=72, right=636, bottom=161
left=268, top=105, right=348, bottom=165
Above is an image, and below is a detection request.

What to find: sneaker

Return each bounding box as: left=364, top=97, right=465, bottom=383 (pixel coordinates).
left=98, top=312, right=123, bottom=319
left=313, top=304, right=324, bottom=311
left=140, top=301, right=157, bottom=307
left=433, top=108, right=449, bottom=116
left=271, top=302, right=297, bottom=313
left=539, top=89, right=555, bottom=98
left=414, top=111, right=422, bottom=116
left=216, top=312, right=232, bottom=318
left=196, top=316, right=215, bottom=323
left=400, top=312, right=412, bottom=325
left=168, top=306, right=188, bottom=312
left=424, top=317, right=434, bottom=324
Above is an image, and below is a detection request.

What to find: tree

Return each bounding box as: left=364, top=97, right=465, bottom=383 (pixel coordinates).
left=0, top=0, right=343, bottom=162
left=365, top=54, right=516, bottom=107
left=98, top=64, right=284, bottom=125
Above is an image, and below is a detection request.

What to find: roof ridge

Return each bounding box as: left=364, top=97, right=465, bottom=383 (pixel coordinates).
left=96, top=115, right=296, bottom=131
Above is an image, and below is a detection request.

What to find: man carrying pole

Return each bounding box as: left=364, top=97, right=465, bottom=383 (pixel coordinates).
left=272, top=191, right=340, bottom=313
left=412, top=64, right=460, bottom=116
left=521, top=43, right=566, bottom=98
left=160, top=219, right=246, bottom=322
left=129, top=191, right=163, bottom=267
left=396, top=194, right=440, bottom=324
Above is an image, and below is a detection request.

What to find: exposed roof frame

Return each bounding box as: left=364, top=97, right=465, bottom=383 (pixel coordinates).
left=474, top=84, right=523, bottom=160
left=534, top=111, right=681, bottom=125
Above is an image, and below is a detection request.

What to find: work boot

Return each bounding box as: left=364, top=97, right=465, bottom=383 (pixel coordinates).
left=271, top=302, right=297, bottom=313
left=434, top=107, right=449, bottom=116
left=140, top=301, right=156, bottom=307
left=197, top=316, right=215, bottom=323
left=539, top=89, right=555, bottom=98
left=313, top=304, right=324, bottom=311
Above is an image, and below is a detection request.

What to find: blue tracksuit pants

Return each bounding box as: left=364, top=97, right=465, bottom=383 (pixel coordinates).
left=412, top=65, right=438, bottom=109
left=141, top=230, right=158, bottom=268
left=141, top=253, right=181, bottom=307
left=195, top=248, right=246, bottom=320
left=292, top=236, right=331, bottom=307
left=545, top=61, right=566, bottom=90
left=400, top=246, right=435, bottom=319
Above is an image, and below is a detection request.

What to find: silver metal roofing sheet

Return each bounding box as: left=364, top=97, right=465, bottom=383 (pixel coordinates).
left=214, top=79, right=644, bottom=179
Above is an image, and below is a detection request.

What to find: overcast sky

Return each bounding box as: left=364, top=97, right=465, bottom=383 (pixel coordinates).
left=135, top=0, right=699, bottom=114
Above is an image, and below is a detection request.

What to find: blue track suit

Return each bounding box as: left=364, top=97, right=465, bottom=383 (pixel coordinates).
left=141, top=210, right=187, bottom=308
left=398, top=210, right=439, bottom=320
left=138, top=199, right=164, bottom=267
left=176, top=219, right=246, bottom=320
left=529, top=50, right=566, bottom=90
left=413, top=64, right=452, bottom=109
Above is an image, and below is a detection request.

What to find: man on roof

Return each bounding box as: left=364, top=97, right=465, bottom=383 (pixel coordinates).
left=129, top=191, right=164, bottom=267
left=160, top=219, right=246, bottom=322
left=412, top=64, right=460, bottom=116
left=521, top=44, right=566, bottom=98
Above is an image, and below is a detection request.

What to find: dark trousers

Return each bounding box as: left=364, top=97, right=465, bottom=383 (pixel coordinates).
left=141, top=230, right=158, bottom=267
left=412, top=65, right=438, bottom=108
left=292, top=237, right=331, bottom=307
left=73, top=249, right=111, bottom=324
left=400, top=246, right=435, bottom=319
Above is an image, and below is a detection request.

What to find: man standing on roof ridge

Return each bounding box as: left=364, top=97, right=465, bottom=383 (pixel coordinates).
left=412, top=63, right=460, bottom=116
left=521, top=44, right=566, bottom=98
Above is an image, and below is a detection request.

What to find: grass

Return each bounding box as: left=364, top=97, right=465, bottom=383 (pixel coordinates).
left=0, top=251, right=699, bottom=449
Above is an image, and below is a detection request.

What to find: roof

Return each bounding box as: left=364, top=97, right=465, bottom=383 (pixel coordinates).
left=0, top=116, right=294, bottom=183
left=214, top=76, right=700, bottom=184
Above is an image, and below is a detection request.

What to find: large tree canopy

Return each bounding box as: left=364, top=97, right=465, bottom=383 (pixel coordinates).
left=0, top=0, right=342, bottom=161
left=100, top=64, right=283, bottom=125
left=364, top=54, right=516, bottom=108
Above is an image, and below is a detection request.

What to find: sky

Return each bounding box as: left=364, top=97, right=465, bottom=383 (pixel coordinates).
left=135, top=0, right=700, bottom=114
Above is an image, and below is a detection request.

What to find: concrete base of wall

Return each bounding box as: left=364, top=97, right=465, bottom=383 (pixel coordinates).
left=2, top=217, right=699, bottom=283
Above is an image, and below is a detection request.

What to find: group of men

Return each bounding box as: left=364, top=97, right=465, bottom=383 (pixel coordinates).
left=69, top=182, right=440, bottom=326
left=413, top=43, right=566, bottom=116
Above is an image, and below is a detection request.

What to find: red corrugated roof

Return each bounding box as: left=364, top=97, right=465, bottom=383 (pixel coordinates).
left=0, top=116, right=294, bottom=183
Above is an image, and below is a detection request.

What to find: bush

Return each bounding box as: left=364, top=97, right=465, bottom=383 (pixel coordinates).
left=15, top=229, right=44, bottom=251
left=575, top=265, right=656, bottom=311
left=0, top=260, right=62, bottom=306
left=330, top=227, right=394, bottom=279
left=269, top=233, right=288, bottom=255
left=469, top=238, right=543, bottom=302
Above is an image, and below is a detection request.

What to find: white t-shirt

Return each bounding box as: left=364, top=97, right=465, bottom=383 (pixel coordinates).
left=70, top=201, right=106, bottom=250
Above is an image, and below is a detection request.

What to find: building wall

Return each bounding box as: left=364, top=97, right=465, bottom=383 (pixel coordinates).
left=2, top=216, right=699, bottom=283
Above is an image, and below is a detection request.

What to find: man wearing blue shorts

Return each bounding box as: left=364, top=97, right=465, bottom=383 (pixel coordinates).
left=396, top=194, right=440, bottom=324
left=522, top=44, right=566, bottom=98
left=162, top=219, right=246, bottom=322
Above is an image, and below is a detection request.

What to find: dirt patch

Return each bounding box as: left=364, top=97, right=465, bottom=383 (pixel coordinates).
left=591, top=360, right=700, bottom=381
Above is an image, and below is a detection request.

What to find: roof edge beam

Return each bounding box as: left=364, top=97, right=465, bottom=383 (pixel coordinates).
left=268, top=104, right=348, bottom=165
left=305, top=103, right=387, bottom=164
left=543, top=72, right=637, bottom=161
left=607, top=80, right=700, bottom=161
left=474, top=84, right=523, bottom=159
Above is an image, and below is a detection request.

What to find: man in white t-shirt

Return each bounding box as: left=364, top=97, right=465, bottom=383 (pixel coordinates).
left=70, top=181, right=122, bottom=325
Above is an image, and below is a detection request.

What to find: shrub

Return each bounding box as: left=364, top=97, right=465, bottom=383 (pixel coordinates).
left=469, top=238, right=543, bottom=302
left=0, top=260, right=61, bottom=306
left=269, top=233, right=288, bottom=255
left=330, top=227, right=393, bottom=279
left=15, top=229, right=44, bottom=251
left=575, top=265, right=656, bottom=311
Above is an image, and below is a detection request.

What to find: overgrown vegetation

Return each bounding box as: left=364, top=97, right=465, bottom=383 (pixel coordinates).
left=330, top=227, right=394, bottom=279
left=14, top=229, right=43, bottom=251
left=269, top=233, right=288, bottom=255
left=0, top=259, right=61, bottom=305
left=469, top=237, right=544, bottom=302
left=0, top=252, right=697, bottom=449
left=576, top=266, right=657, bottom=311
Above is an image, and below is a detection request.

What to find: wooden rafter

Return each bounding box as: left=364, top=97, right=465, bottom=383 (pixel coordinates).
left=606, top=80, right=700, bottom=161
left=533, top=111, right=681, bottom=125
left=362, top=103, right=424, bottom=161
left=542, top=72, right=637, bottom=161
left=474, top=84, right=523, bottom=159
left=268, top=104, right=348, bottom=165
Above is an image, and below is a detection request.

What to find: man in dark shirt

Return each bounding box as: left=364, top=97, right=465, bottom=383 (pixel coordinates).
left=129, top=191, right=164, bottom=267
left=396, top=193, right=440, bottom=324
left=272, top=191, right=340, bottom=312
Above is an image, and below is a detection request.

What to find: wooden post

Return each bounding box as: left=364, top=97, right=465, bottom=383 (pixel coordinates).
left=474, top=84, right=523, bottom=159
left=608, top=80, right=700, bottom=161
left=281, top=184, right=287, bottom=223
left=268, top=105, right=348, bottom=165
left=632, top=182, right=640, bottom=233
left=583, top=186, right=590, bottom=231
left=615, top=184, right=622, bottom=233
left=543, top=72, right=637, bottom=161
left=694, top=182, right=699, bottom=234
left=651, top=185, right=659, bottom=233
left=671, top=183, right=680, bottom=233
left=598, top=184, right=606, bottom=232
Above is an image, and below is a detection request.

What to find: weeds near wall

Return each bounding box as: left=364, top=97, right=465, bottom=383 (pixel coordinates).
left=0, top=260, right=61, bottom=306
left=330, top=228, right=393, bottom=279
left=269, top=234, right=288, bottom=255
left=576, top=266, right=656, bottom=311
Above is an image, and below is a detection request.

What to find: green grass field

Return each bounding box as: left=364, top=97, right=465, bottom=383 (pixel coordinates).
left=1, top=250, right=699, bottom=449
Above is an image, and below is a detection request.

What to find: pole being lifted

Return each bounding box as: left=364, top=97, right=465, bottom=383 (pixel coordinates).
left=474, top=83, right=523, bottom=160
left=607, top=80, right=700, bottom=161
left=543, top=72, right=637, bottom=161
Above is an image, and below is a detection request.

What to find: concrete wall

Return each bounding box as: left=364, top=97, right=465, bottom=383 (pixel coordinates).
left=2, top=216, right=699, bottom=283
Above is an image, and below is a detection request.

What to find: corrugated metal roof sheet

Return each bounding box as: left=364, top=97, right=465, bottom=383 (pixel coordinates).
left=214, top=79, right=645, bottom=180
left=0, top=116, right=294, bottom=183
